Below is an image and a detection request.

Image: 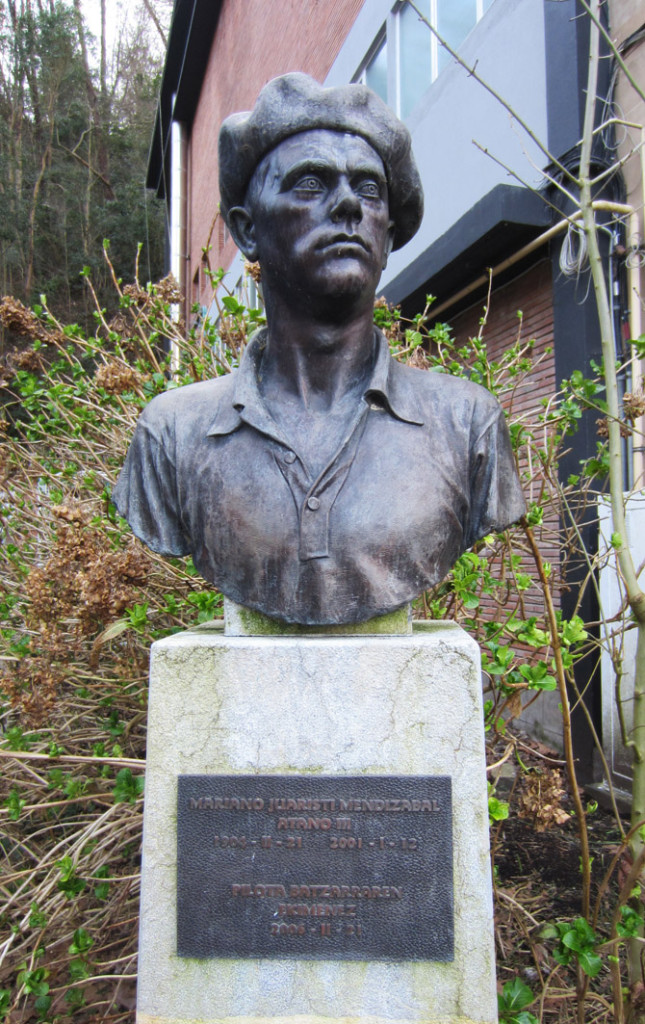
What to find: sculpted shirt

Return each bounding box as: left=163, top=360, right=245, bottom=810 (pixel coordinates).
left=113, top=330, right=525, bottom=624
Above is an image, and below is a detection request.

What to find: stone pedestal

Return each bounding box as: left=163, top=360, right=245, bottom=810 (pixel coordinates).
left=136, top=618, right=497, bottom=1024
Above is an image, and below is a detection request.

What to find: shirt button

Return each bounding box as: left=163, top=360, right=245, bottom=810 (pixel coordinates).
left=307, top=496, right=321, bottom=511
left=283, top=451, right=296, bottom=464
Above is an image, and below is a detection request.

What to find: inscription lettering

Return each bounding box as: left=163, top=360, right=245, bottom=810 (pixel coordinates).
left=177, top=775, right=453, bottom=961
left=189, top=795, right=441, bottom=813
left=277, top=903, right=357, bottom=918
left=276, top=816, right=332, bottom=831
left=231, top=884, right=287, bottom=897
left=288, top=884, right=403, bottom=899
left=338, top=798, right=440, bottom=812
left=269, top=798, right=336, bottom=812
left=189, top=796, right=266, bottom=810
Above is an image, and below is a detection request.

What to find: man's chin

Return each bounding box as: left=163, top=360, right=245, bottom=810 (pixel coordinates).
left=307, top=262, right=378, bottom=304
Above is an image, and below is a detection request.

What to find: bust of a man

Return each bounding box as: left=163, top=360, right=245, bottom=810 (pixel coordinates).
left=113, top=73, right=525, bottom=625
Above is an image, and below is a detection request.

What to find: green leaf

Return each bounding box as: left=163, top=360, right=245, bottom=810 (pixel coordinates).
left=578, top=949, right=602, bottom=977
left=488, top=795, right=509, bottom=823
left=221, top=295, right=245, bottom=315
left=0, top=990, right=10, bottom=1022
left=3, top=727, right=32, bottom=751
left=553, top=917, right=601, bottom=975
left=28, top=903, right=47, bottom=929
left=69, top=928, right=94, bottom=955
left=93, top=865, right=110, bottom=900
left=616, top=905, right=644, bottom=937
left=560, top=616, right=588, bottom=647
left=112, top=768, right=145, bottom=804
left=519, top=662, right=557, bottom=691
left=526, top=503, right=543, bottom=526
left=561, top=917, right=596, bottom=951
left=34, top=993, right=51, bottom=1019
left=630, top=333, right=645, bottom=358
left=69, top=958, right=90, bottom=982
left=17, top=966, right=49, bottom=996
left=499, top=976, right=534, bottom=1011
left=5, top=788, right=26, bottom=821
left=55, top=856, right=86, bottom=899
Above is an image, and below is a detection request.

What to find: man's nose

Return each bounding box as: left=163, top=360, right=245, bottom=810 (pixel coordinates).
left=329, top=182, right=362, bottom=224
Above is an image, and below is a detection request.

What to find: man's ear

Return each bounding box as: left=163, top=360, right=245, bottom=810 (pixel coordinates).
left=382, top=221, right=395, bottom=270
left=227, top=206, right=258, bottom=261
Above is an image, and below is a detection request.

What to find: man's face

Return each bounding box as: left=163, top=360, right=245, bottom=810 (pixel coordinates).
left=236, top=129, right=395, bottom=312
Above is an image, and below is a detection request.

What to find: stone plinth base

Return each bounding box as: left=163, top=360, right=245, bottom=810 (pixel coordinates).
left=137, top=620, right=497, bottom=1024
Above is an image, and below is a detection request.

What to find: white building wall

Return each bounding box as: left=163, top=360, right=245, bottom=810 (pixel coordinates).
left=598, top=495, right=645, bottom=793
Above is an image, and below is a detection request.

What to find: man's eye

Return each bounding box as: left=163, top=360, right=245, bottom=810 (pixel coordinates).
left=294, top=176, right=323, bottom=192
left=358, top=181, right=381, bottom=198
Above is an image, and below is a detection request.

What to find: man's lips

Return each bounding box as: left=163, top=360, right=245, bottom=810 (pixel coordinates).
left=316, top=233, right=371, bottom=254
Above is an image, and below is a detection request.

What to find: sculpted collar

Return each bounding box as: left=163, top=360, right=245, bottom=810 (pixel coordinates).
left=205, top=329, right=424, bottom=442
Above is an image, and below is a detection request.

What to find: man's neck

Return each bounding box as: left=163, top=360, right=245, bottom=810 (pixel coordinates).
left=258, top=294, right=376, bottom=411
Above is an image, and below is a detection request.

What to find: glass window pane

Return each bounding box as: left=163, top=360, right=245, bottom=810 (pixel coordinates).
left=399, top=0, right=432, bottom=119
left=365, top=37, right=388, bottom=103
left=437, top=0, right=477, bottom=71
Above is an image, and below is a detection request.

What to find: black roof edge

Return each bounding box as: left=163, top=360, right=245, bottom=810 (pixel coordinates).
left=382, top=184, right=551, bottom=315
left=147, top=0, right=223, bottom=198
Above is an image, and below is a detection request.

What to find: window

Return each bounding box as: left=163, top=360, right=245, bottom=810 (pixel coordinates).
left=365, top=36, right=388, bottom=102
left=398, top=0, right=433, bottom=119
left=356, top=32, right=388, bottom=104
left=355, top=0, right=494, bottom=120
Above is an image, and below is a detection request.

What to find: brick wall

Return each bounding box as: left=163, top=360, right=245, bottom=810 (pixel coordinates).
left=447, top=258, right=566, bottom=747
left=448, top=260, right=555, bottom=415
left=448, top=259, right=557, bottom=614
left=186, top=0, right=365, bottom=308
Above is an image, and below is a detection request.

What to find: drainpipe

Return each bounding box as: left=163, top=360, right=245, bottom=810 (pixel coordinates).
left=169, top=110, right=187, bottom=371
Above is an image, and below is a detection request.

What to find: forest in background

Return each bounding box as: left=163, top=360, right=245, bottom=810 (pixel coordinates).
left=0, top=0, right=173, bottom=333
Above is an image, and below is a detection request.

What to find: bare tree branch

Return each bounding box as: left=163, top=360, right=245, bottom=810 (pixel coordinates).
left=57, top=138, right=115, bottom=199
left=578, top=0, right=645, bottom=107
left=141, top=0, right=167, bottom=48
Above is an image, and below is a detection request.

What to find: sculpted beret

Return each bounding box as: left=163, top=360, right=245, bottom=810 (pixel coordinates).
left=219, top=73, right=424, bottom=251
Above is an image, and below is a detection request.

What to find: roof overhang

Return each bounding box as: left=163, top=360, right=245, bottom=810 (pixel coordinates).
left=383, top=184, right=552, bottom=316
left=147, top=0, right=223, bottom=198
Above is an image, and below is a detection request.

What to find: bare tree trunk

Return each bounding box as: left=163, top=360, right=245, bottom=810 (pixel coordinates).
left=25, top=124, right=52, bottom=297
left=141, top=0, right=168, bottom=48
left=8, top=0, right=43, bottom=144
left=72, top=0, right=114, bottom=201
left=579, top=2, right=645, bottom=1014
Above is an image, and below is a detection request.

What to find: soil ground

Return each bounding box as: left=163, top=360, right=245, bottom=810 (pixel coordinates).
left=489, top=731, right=631, bottom=1022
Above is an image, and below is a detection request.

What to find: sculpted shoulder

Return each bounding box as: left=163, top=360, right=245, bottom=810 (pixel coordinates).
left=137, top=373, right=236, bottom=437
left=388, top=357, right=503, bottom=424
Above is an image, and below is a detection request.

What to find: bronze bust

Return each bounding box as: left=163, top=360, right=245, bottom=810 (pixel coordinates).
left=113, top=73, right=525, bottom=625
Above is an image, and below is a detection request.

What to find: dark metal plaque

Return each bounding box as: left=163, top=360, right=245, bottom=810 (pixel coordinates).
left=177, top=775, right=453, bottom=961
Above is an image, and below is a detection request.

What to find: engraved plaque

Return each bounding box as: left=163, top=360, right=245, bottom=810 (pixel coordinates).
left=177, top=775, right=453, bottom=961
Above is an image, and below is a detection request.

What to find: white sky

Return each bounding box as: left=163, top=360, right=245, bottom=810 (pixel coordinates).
left=81, top=0, right=168, bottom=69
left=81, top=0, right=119, bottom=55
